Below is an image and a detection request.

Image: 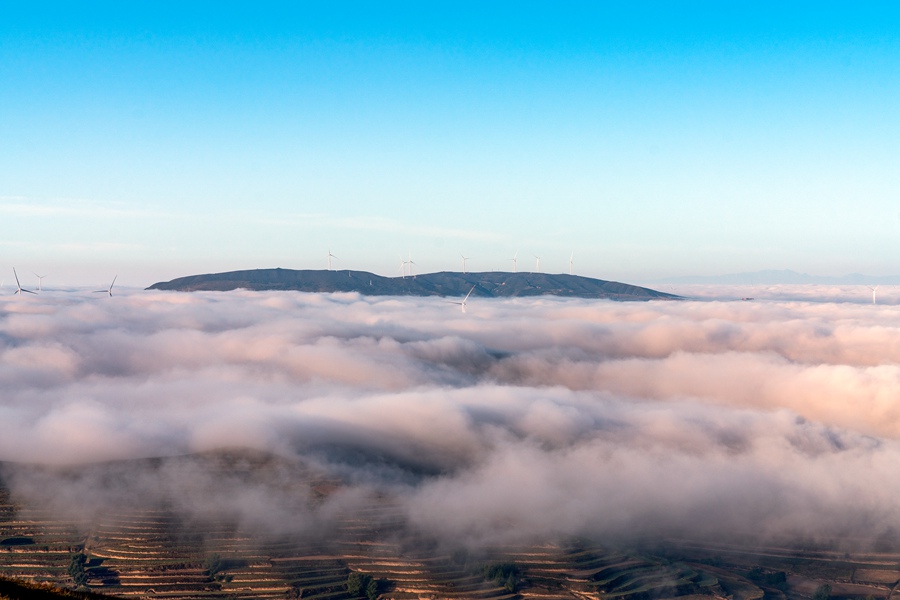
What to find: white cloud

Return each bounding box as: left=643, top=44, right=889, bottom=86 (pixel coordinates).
left=2, top=290, right=899, bottom=548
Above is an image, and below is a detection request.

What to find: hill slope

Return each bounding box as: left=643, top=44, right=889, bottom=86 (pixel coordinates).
left=147, top=269, right=679, bottom=300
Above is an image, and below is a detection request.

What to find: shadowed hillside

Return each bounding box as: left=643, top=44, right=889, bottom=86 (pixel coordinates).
left=0, top=577, right=117, bottom=600
left=147, top=269, right=679, bottom=300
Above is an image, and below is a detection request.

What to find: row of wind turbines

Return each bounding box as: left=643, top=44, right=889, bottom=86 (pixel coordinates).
left=4, top=268, right=117, bottom=297
left=412, top=251, right=576, bottom=277
left=325, top=249, right=578, bottom=278
left=502, top=251, right=575, bottom=275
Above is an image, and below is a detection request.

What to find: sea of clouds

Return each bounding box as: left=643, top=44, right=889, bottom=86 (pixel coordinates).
left=2, top=288, right=900, bottom=549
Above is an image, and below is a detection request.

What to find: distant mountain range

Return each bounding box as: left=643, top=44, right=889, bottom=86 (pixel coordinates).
left=652, top=269, right=900, bottom=285
left=147, top=268, right=679, bottom=300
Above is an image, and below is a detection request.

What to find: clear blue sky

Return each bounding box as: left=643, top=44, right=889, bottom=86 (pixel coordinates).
left=2, top=1, right=899, bottom=286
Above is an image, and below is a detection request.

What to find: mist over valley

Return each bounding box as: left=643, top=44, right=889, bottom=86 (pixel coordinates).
left=2, top=288, right=900, bottom=598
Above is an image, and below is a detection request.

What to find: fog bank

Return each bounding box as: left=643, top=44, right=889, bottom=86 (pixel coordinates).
left=2, top=289, right=899, bottom=548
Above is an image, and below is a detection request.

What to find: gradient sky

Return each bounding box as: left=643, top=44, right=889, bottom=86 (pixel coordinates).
left=2, top=2, right=899, bottom=287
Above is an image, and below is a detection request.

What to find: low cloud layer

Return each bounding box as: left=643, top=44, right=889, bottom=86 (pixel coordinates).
left=2, top=289, right=900, bottom=549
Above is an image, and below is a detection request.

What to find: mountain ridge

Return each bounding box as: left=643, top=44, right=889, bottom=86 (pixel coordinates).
left=652, top=269, right=900, bottom=285
left=147, top=268, right=679, bottom=300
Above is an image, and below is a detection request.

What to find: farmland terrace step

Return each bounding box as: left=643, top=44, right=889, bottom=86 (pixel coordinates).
left=115, top=567, right=207, bottom=574
left=89, top=533, right=185, bottom=541
left=219, top=583, right=290, bottom=592
left=560, top=555, right=629, bottom=571
left=271, top=555, right=364, bottom=563
left=392, top=584, right=508, bottom=598
left=101, top=589, right=222, bottom=598
left=222, top=574, right=289, bottom=582
left=1, top=526, right=81, bottom=536
left=345, top=562, right=428, bottom=573
left=296, top=592, right=349, bottom=600
left=111, top=581, right=219, bottom=591
left=116, top=575, right=212, bottom=584
left=90, top=546, right=183, bottom=555
left=90, top=552, right=193, bottom=561
left=586, top=561, right=655, bottom=584
left=283, top=573, right=351, bottom=586
left=272, top=567, right=350, bottom=578
left=0, top=550, right=68, bottom=557
left=593, top=566, right=667, bottom=589
left=108, top=571, right=208, bottom=579
left=408, top=576, right=485, bottom=590
left=518, top=590, right=578, bottom=600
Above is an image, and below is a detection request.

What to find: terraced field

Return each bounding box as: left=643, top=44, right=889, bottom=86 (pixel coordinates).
left=0, top=487, right=85, bottom=585
left=2, top=454, right=896, bottom=600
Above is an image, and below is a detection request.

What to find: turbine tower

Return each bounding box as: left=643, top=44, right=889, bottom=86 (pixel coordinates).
left=94, top=275, right=117, bottom=298
left=509, top=251, right=518, bottom=273
left=327, top=250, right=337, bottom=270
left=12, top=268, right=36, bottom=295
left=448, top=285, right=476, bottom=313
left=532, top=254, right=541, bottom=273
left=33, top=272, right=47, bottom=292
left=867, top=285, right=879, bottom=305
left=399, top=255, right=408, bottom=279
left=569, top=252, right=574, bottom=275
left=406, top=251, right=416, bottom=278
left=460, top=255, right=471, bottom=274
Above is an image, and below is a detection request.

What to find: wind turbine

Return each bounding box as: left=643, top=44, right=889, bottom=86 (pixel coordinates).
left=94, top=275, right=117, bottom=297
left=327, top=250, right=337, bottom=270
left=33, top=272, right=47, bottom=292
left=460, top=255, right=471, bottom=274
left=406, top=251, right=416, bottom=278
left=12, top=268, right=36, bottom=295
left=532, top=254, right=541, bottom=273
left=448, top=285, right=475, bottom=313
left=399, top=255, right=409, bottom=278
left=867, top=285, right=879, bottom=305
left=568, top=252, right=574, bottom=275
left=509, top=251, right=518, bottom=273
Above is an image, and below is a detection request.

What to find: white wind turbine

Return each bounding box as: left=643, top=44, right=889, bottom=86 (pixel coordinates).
left=406, top=251, right=416, bottom=278
left=568, top=252, right=574, bottom=275
left=867, top=285, right=879, bottom=305
left=509, top=251, right=518, bottom=273
left=33, top=272, right=47, bottom=292
left=398, top=255, right=408, bottom=278
left=94, top=275, right=117, bottom=297
left=327, top=250, right=337, bottom=270
left=448, top=285, right=475, bottom=313
left=12, top=268, right=36, bottom=295
left=460, top=255, right=471, bottom=274
left=532, top=254, right=541, bottom=273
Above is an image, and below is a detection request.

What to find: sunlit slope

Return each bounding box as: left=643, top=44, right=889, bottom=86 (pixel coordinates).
left=147, top=269, right=679, bottom=300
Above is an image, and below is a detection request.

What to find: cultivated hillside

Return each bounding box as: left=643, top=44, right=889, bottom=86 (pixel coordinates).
left=2, top=450, right=895, bottom=600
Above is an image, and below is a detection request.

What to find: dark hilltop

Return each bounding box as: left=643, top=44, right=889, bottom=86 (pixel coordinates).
left=147, top=268, right=679, bottom=300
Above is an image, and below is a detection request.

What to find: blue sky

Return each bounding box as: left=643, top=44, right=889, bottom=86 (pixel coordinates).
left=2, top=2, right=899, bottom=286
